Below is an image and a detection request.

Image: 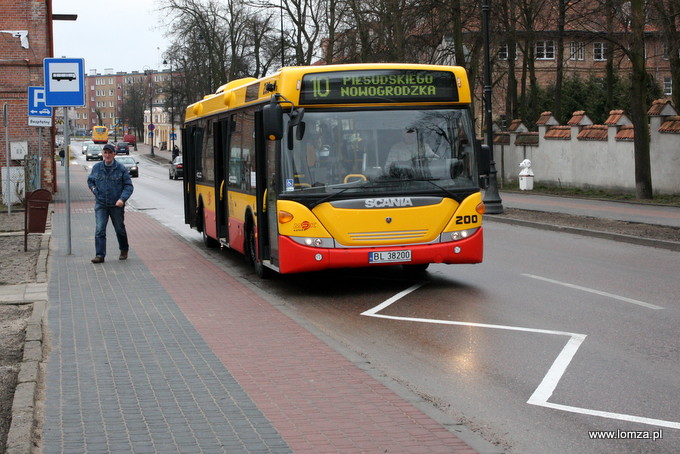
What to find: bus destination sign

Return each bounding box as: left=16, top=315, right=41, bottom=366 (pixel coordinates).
left=300, top=69, right=458, bottom=104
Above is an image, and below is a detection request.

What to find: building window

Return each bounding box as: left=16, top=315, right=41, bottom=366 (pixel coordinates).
left=664, top=77, right=673, bottom=96
left=593, top=42, right=608, bottom=61
left=499, top=43, right=519, bottom=60
left=535, top=40, right=555, bottom=60
left=569, top=42, right=585, bottom=61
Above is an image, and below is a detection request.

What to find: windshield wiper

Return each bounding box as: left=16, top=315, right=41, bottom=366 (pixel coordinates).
left=308, top=187, right=352, bottom=208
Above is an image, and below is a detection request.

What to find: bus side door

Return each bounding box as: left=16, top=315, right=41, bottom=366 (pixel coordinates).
left=215, top=118, right=230, bottom=242
left=182, top=126, right=198, bottom=228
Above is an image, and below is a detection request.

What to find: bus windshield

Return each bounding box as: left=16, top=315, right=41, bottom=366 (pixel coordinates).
left=280, top=108, right=478, bottom=198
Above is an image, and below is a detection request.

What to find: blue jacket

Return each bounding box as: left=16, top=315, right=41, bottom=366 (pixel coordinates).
left=87, top=160, right=134, bottom=206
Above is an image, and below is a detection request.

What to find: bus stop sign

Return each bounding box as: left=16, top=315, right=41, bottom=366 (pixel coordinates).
left=43, top=58, right=85, bottom=106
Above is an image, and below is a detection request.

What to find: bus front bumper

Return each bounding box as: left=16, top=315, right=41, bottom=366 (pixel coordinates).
left=276, top=228, right=483, bottom=274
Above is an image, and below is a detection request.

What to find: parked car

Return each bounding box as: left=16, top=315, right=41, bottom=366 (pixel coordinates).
left=85, top=144, right=104, bottom=161
left=123, top=134, right=136, bottom=146
left=169, top=156, right=183, bottom=180
left=115, top=156, right=139, bottom=177
left=81, top=140, right=95, bottom=155
left=115, top=142, right=130, bottom=155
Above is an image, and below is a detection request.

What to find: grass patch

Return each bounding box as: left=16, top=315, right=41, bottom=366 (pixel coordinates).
left=502, top=182, right=680, bottom=206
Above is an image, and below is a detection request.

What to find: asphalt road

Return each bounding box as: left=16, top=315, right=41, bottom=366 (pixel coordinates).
left=81, top=144, right=680, bottom=454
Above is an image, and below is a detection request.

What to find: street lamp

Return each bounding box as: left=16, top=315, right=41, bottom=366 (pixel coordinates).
left=481, top=0, right=503, bottom=214
left=144, top=67, right=155, bottom=158
left=163, top=57, right=175, bottom=153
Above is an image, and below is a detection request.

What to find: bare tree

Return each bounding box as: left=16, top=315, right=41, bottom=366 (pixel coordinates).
left=122, top=78, right=148, bottom=140
left=649, top=0, right=680, bottom=109
left=629, top=0, right=653, bottom=198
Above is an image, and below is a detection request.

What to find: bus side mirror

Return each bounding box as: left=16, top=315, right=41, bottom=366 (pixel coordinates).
left=478, top=144, right=491, bottom=176
left=263, top=101, right=283, bottom=140
left=287, top=108, right=305, bottom=150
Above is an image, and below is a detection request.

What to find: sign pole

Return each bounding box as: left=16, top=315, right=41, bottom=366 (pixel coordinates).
left=3, top=103, right=9, bottom=215
left=38, top=127, right=42, bottom=190
left=64, top=106, right=72, bottom=254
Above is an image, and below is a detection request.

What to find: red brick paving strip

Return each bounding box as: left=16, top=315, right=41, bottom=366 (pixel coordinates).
left=128, top=212, right=478, bottom=453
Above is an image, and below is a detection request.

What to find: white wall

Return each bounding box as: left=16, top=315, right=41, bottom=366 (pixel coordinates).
left=497, top=115, right=680, bottom=194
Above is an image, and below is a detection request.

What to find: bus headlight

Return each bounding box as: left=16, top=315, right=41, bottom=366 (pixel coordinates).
left=304, top=238, right=324, bottom=247
left=291, top=237, right=335, bottom=248
left=443, top=227, right=479, bottom=242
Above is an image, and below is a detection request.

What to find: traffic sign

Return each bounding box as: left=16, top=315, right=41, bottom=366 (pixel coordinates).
left=148, top=123, right=155, bottom=131
left=43, top=58, right=85, bottom=106
left=28, top=86, right=52, bottom=127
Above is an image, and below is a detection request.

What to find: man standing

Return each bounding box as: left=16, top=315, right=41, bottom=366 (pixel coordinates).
left=87, top=143, right=134, bottom=263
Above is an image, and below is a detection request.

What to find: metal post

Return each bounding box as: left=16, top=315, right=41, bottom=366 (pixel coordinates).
left=63, top=106, right=72, bottom=254
left=3, top=103, right=9, bottom=214
left=481, top=0, right=504, bottom=214
left=38, top=127, right=43, bottom=190
left=146, top=69, right=155, bottom=158
left=280, top=0, right=285, bottom=67
left=170, top=62, right=175, bottom=151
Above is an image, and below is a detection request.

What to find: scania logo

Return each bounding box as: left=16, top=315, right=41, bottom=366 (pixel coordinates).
left=364, top=197, right=414, bottom=208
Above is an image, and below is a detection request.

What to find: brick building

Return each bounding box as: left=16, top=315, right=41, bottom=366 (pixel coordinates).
left=1, top=0, right=55, bottom=199
left=66, top=68, right=176, bottom=150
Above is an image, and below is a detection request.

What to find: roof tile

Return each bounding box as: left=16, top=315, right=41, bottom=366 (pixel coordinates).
left=514, top=132, right=539, bottom=146
left=544, top=125, right=571, bottom=140
left=576, top=125, right=608, bottom=141
left=659, top=116, right=680, bottom=133
left=615, top=124, right=635, bottom=141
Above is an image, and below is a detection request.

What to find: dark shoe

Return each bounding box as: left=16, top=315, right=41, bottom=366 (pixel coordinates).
left=91, top=256, right=105, bottom=264
left=119, top=251, right=128, bottom=260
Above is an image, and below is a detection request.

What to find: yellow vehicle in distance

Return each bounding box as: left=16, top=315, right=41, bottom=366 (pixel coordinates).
left=92, top=126, right=109, bottom=144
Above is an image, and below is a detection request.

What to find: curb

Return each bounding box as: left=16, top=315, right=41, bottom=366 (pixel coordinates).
left=5, top=210, right=52, bottom=454
left=485, top=214, right=680, bottom=252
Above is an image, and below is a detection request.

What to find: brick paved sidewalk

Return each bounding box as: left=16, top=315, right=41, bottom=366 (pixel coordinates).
left=41, top=162, right=484, bottom=453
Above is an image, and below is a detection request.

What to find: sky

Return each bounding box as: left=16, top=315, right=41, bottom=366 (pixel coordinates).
left=52, top=0, right=172, bottom=74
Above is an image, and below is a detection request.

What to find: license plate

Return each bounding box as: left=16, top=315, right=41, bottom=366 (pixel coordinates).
left=369, top=250, right=412, bottom=264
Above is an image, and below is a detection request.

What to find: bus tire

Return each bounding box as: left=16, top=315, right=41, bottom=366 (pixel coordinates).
left=245, top=223, right=270, bottom=279
left=199, top=207, right=219, bottom=248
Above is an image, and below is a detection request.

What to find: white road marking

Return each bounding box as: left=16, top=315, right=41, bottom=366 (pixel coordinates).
left=522, top=273, right=664, bottom=310
left=363, top=283, right=680, bottom=430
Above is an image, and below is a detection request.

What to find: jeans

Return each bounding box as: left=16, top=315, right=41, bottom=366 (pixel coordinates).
left=94, top=205, right=129, bottom=258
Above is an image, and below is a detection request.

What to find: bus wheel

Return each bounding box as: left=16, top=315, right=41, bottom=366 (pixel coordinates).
left=202, top=228, right=219, bottom=248
left=246, top=224, right=270, bottom=279
left=402, top=263, right=430, bottom=272
left=199, top=208, right=219, bottom=248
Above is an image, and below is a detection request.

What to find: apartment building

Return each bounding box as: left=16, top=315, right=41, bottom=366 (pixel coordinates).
left=66, top=68, right=176, bottom=149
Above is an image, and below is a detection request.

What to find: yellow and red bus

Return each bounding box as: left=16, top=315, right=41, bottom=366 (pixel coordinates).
left=182, top=63, right=489, bottom=277
left=92, top=126, right=109, bottom=144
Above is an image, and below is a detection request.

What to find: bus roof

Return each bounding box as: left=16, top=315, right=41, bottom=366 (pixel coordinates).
left=184, top=63, right=472, bottom=122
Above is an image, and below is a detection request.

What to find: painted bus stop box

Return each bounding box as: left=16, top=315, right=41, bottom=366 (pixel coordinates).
left=24, top=189, right=52, bottom=250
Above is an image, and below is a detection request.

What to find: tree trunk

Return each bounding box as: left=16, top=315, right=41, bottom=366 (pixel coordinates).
left=630, top=0, right=653, bottom=199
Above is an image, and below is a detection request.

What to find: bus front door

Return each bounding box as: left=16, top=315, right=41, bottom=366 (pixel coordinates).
left=265, top=140, right=279, bottom=267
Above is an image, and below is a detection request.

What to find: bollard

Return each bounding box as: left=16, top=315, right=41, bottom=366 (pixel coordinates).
left=519, top=159, right=534, bottom=191
left=24, top=189, right=52, bottom=251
